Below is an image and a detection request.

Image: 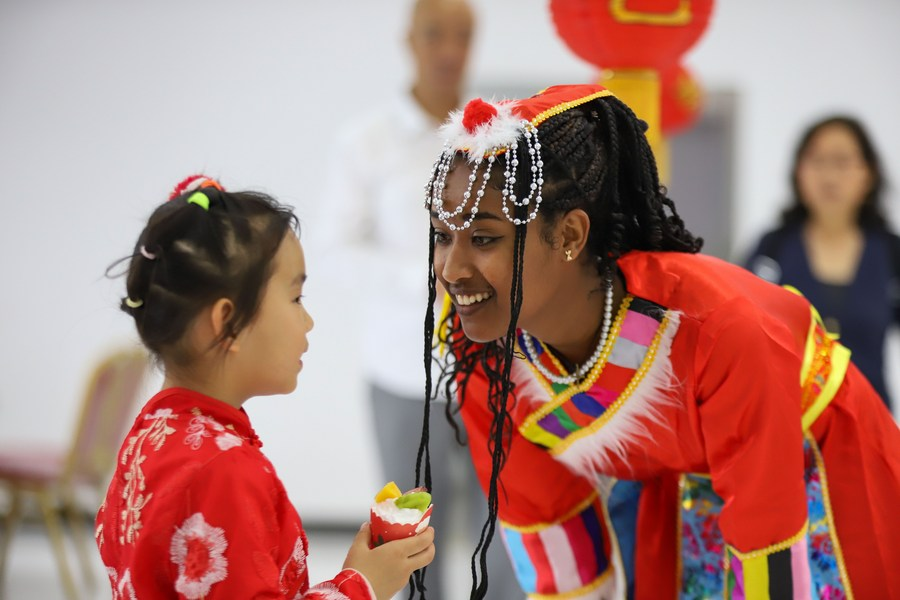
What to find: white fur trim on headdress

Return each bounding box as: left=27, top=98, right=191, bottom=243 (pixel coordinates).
left=427, top=97, right=546, bottom=229
left=439, top=100, right=529, bottom=160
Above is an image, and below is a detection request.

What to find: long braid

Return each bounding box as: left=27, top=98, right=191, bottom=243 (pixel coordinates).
left=416, top=223, right=438, bottom=491
left=596, top=102, right=626, bottom=280
left=468, top=221, right=524, bottom=600
left=410, top=224, right=439, bottom=599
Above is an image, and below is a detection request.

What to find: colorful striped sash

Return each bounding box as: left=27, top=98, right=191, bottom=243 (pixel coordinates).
left=518, top=296, right=669, bottom=451
left=501, top=493, right=615, bottom=598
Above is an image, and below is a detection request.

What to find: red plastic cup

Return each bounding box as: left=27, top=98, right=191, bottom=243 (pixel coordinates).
left=369, top=504, right=433, bottom=547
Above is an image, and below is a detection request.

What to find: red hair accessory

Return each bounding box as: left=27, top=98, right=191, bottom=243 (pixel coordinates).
left=168, top=174, right=225, bottom=201
left=462, top=98, right=498, bottom=134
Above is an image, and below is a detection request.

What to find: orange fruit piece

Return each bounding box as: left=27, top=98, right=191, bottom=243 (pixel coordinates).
left=375, top=481, right=403, bottom=503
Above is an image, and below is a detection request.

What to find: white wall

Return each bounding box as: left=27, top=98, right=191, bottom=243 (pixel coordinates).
left=2, top=0, right=898, bottom=522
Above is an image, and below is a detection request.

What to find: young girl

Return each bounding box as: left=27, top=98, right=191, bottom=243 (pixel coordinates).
left=96, top=175, right=434, bottom=599
left=418, top=85, right=900, bottom=599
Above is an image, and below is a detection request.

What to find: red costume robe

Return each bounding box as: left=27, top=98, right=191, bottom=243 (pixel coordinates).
left=457, top=251, right=900, bottom=599
left=96, top=387, right=374, bottom=599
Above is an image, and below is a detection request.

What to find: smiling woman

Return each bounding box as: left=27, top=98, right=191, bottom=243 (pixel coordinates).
left=417, top=85, right=900, bottom=600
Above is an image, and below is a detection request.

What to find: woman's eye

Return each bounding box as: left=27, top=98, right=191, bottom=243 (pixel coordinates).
left=433, top=230, right=450, bottom=244
left=472, top=236, right=497, bottom=247
left=294, top=295, right=305, bottom=305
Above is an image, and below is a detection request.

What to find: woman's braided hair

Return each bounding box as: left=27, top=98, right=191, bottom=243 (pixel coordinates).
left=413, top=94, right=701, bottom=599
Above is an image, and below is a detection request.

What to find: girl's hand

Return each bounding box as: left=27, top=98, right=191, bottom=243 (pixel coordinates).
left=343, top=523, right=436, bottom=600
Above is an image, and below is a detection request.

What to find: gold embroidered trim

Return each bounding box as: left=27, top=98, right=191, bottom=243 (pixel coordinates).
left=726, top=520, right=808, bottom=561
left=481, top=90, right=616, bottom=159
left=526, top=568, right=613, bottom=600
left=530, top=90, right=615, bottom=128
left=784, top=286, right=851, bottom=430
left=800, top=323, right=850, bottom=431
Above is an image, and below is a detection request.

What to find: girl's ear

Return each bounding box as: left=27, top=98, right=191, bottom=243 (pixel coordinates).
left=558, top=208, right=591, bottom=262
left=208, top=298, right=240, bottom=352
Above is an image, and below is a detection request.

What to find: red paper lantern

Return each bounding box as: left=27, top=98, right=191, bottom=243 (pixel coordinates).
left=550, top=0, right=714, bottom=70
left=660, top=63, right=703, bottom=135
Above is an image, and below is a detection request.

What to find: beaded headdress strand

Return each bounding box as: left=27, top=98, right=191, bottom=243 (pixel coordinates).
left=425, top=84, right=613, bottom=230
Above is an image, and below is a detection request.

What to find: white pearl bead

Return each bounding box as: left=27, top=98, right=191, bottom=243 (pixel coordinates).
left=522, top=279, right=615, bottom=385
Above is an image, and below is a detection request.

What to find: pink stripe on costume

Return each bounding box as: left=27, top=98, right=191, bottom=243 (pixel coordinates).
left=731, top=555, right=745, bottom=600
left=618, top=311, right=659, bottom=346
left=791, top=538, right=812, bottom=599
left=585, top=385, right=618, bottom=409
left=522, top=531, right=555, bottom=594
left=561, top=513, right=598, bottom=586
left=539, top=525, right=581, bottom=592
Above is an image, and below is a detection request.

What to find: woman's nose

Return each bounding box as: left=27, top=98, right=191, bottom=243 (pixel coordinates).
left=438, top=241, right=473, bottom=283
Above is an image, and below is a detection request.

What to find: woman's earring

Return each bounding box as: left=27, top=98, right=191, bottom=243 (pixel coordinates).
left=565, top=249, right=574, bottom=262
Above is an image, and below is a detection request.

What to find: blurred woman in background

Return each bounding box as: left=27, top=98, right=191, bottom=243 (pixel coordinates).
left=746, top=115, right=899, bottom=413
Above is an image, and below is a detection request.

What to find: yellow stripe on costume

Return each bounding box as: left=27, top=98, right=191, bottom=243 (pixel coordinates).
left=520, top=422, right=563, bottom=449
left=802, top=343, right=850, bottom=430
left=741, top=554, right=770, bottom=600
left=782, top=285, right=851, bottom=430
left=726, top=521, right=809, bottom=599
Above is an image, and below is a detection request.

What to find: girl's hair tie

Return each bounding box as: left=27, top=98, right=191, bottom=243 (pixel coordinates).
left=168, top=174, right=225, bottom=201
left=139, top=245, right=157, bottom=260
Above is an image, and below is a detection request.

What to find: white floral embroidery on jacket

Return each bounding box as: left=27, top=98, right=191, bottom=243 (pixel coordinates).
left=184, top=413, right=244, bottom=452
left=105, top=567, right=137, bottom=600
left=119, top=409, right=177, bottom=545
left=169, top=512, right=229, bottom=599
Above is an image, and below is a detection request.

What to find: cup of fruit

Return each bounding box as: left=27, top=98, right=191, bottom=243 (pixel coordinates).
left=369, top=481, right=433, bottom=547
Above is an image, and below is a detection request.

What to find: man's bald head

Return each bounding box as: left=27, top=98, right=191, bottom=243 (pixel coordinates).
left=408, top=0, right=475, bottom=98
left=410, top=0, right=475, bottom=27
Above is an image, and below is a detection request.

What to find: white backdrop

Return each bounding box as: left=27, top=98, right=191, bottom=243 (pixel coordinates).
left=2, top=0, right=898, bottom=522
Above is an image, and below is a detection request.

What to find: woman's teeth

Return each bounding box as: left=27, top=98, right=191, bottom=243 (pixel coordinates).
left=455, top=292, right=493, bottom=306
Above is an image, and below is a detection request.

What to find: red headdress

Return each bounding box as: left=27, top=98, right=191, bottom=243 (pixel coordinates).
left=426, top=85, right=613, bottom=230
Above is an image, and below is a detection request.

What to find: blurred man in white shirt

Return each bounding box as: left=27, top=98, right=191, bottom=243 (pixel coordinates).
left=317, top=1, right=522, bottom=597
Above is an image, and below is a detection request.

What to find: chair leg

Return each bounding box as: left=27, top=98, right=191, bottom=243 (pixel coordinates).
left=0, top=487, right=23, bottom=593
left=61, top=492, right=95, bottom=589
left=37, top=489, right=80, bottom=600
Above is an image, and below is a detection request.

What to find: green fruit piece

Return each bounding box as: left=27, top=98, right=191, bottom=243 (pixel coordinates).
left=395, top=491, right=432, bottom=512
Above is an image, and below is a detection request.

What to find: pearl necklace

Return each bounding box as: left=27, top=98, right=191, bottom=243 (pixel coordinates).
left=522, top=280, right=614, bottom=385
